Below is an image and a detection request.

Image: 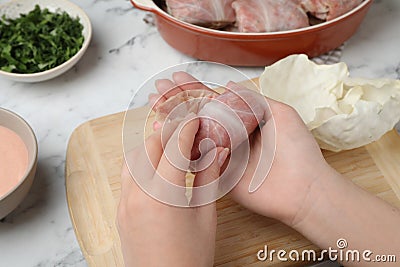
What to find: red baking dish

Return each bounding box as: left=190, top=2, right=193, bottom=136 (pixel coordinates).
left=131, top=0, right=373, bottom=66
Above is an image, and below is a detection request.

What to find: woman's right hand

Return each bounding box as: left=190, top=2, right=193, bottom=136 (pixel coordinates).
left=149, top=72, right=400, bottom=266
left=228, top=97, right=335, bottom=227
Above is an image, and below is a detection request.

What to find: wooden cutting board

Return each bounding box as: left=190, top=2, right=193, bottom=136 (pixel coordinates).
left=66, top=106, right=400, bottom=267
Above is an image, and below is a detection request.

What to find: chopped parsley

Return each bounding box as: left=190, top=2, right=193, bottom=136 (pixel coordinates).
left=0, top=5, right=84, bottom=74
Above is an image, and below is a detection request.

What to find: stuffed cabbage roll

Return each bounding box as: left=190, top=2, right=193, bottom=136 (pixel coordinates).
left=154, top=82, right=266, bottom=160
left=166, top=0, right=236, bottom=28
left=232, top=0, right=309, bottom=33
left=301, top=0, right=364, bottom=21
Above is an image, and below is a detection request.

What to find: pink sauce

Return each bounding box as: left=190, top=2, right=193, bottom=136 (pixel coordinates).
left=0, top=126, right=29, bottom=197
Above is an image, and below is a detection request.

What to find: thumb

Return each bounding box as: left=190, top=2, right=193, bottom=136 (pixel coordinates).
left=190, top=147, right=229, bottom=206
left=189, top=147, right=229, bottom=206
left=193, top=147, right=230, bottom=187
left=189, top=147, right=230, bottom=206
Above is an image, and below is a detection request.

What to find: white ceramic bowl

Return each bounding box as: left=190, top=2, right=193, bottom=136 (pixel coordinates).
left=0, top=108, right=38, bottom=219
left=0, top=0, right=92, bottom=82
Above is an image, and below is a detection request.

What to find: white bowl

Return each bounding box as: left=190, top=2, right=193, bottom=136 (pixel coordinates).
left=0, top=0, right=92, bottom=82
left=0, top=108, right=38, bottom=219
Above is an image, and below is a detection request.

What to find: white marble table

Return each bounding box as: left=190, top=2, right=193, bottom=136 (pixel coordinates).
left=0, top=0, right=399, bottom=266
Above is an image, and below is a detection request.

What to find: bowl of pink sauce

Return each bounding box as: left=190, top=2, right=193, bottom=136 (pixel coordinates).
left=0, top=108, right=38, bottom=219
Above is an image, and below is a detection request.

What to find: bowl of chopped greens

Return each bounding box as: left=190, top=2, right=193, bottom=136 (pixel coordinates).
left=0, top=0, right=92, bottom=82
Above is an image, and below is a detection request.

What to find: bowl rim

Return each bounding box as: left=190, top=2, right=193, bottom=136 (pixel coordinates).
left=0, top=108, right=38, bottom=202
left=0, top=0, right=92, bottom=79
left=134, top=0, right=373, bottom=38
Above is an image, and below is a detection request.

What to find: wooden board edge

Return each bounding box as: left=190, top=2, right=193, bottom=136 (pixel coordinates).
left=65, top=119, right=123, bottom=266
left=65, top=122, right=93, bottom=262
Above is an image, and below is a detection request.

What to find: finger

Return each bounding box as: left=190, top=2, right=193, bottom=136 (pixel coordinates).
left=172, top=71, right=214, bottom=92
left=153, top=120, right=162, bottom=131
left=120, top=131, right=165, bottom=199
left=148, top=93, right=166, bottom=111
left=155, top=78, right=183, bottom=99
left=122, top=119, right=180, bottom=189
left=193, top=147, right=230, bottom=187
left=155, top=113, right=199, bottom=187
left=248, top=118, right=276, bottom=193
left=123, top=130, right=164, bottom=192
left=226, top=81, right=240, bottom=91
left=143, top=130, right=163, bottom=168
left=190, top=147, right=229, bottom=206
left=153, top=105, right=191, bottom=143
left=262, top=97, right=287, bottom=122
left=226, top=81, right=273, bottom=123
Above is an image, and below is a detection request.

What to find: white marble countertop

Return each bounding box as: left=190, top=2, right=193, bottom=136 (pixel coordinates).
left=0, top=0, right=399, bottom=266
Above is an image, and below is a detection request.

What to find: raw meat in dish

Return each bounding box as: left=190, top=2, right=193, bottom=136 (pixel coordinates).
left=301, top=0, right=364, bottom=21
left=165, top=0, right=236, bottom=28
left=154, top=82, right=266, bottom=160
left=232, top=0, right=309, bottom=32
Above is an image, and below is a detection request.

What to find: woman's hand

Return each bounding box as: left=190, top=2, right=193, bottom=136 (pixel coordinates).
left=117, top=114, right=228, bottom=267
left=229, top=98, right=334, bottom=226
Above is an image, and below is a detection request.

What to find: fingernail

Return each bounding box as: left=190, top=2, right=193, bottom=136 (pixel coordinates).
left=153, top=120, right=162, bottom=131
left=154, top=79, right=162, bottom=86
left=172, top=71, right=184, bottom=77
left=217, top=148, right=230, bottom=168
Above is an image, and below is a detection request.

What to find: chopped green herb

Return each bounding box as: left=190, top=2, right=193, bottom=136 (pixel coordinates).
left=0, top=5, right=84, bottom=74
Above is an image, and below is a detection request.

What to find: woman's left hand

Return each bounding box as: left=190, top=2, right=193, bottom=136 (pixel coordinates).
left=117, top=114, right=228, bottom=267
